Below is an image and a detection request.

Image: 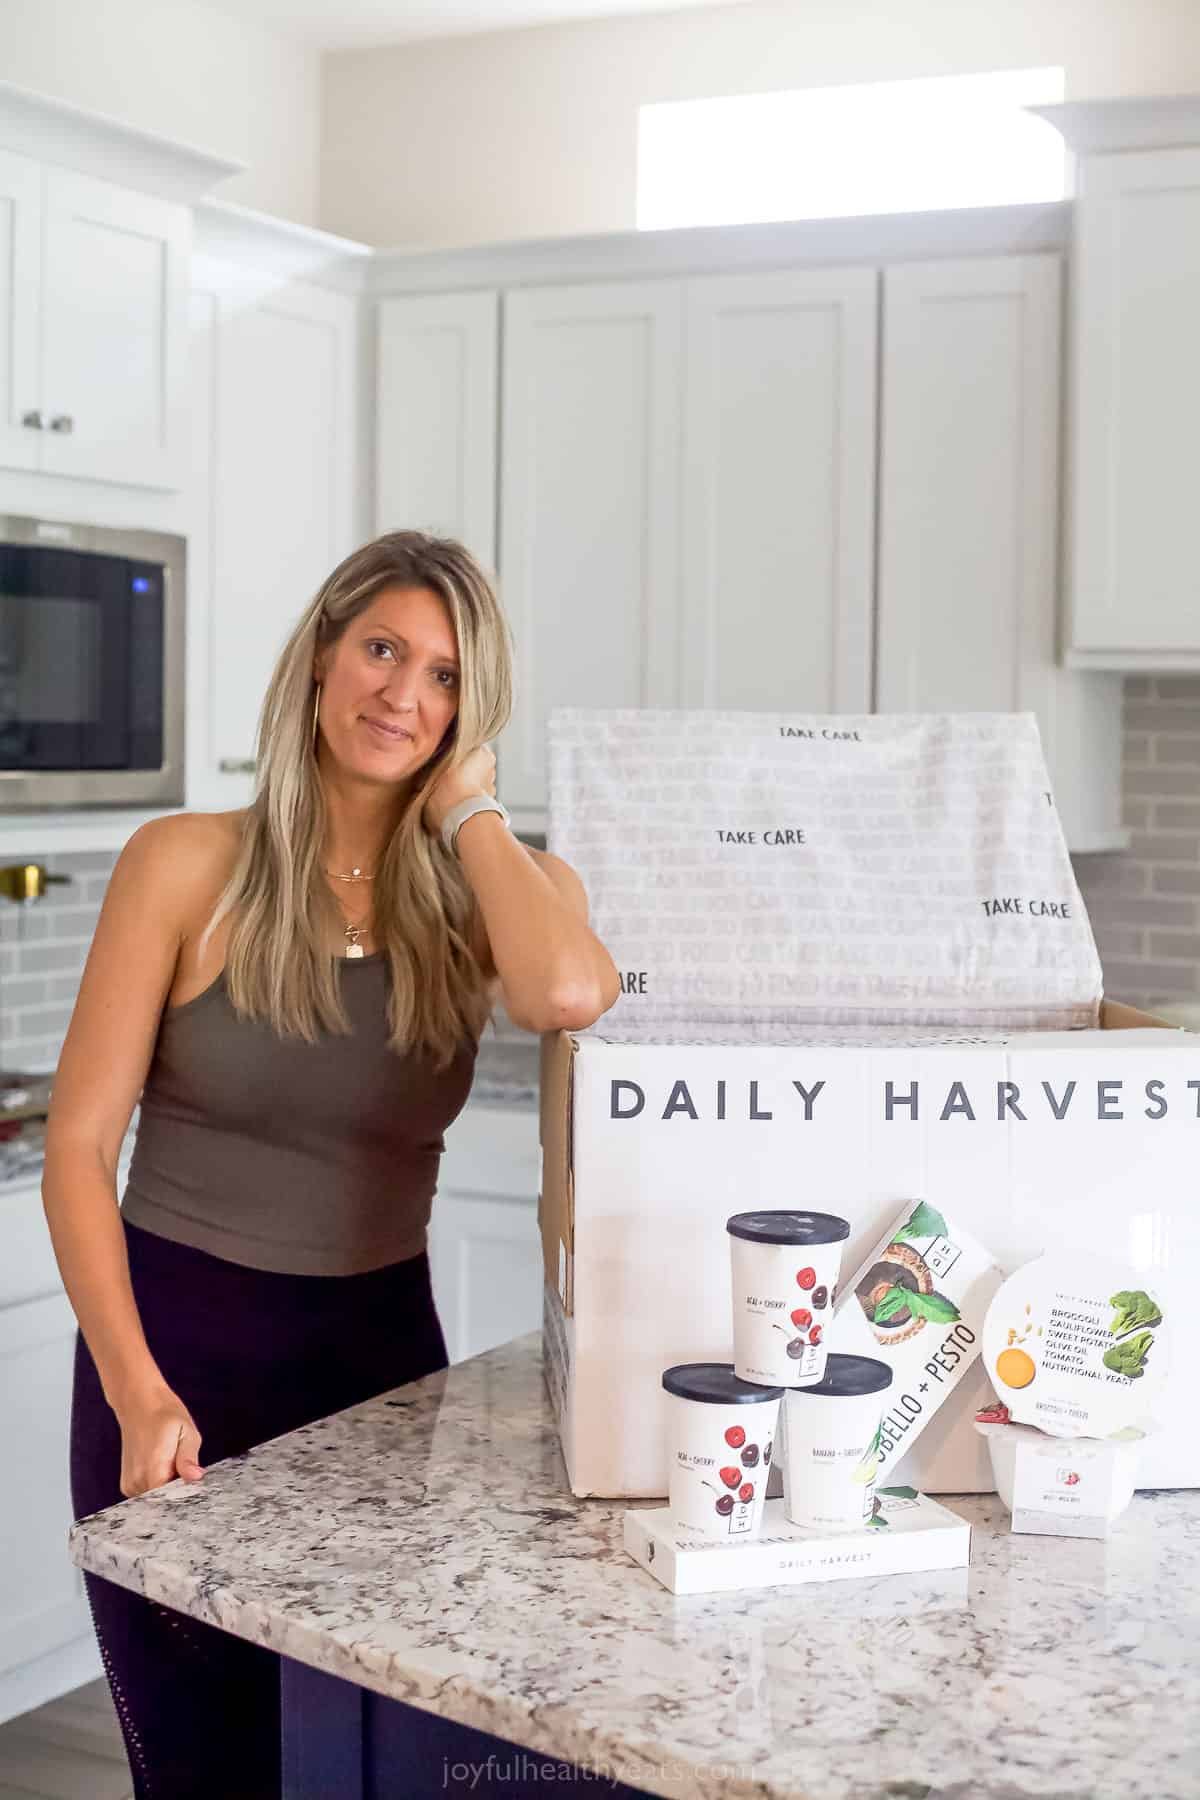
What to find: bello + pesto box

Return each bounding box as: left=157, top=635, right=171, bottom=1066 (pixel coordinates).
left=826, top=1201, right=1005, bottom=1479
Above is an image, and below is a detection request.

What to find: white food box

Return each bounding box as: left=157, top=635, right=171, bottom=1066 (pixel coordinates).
left=976, top=1417, right=1146, bottom=1540
left=538, top=1007, right=1197, bottom=1498
left=623, top=1492, right=970, bottom=1595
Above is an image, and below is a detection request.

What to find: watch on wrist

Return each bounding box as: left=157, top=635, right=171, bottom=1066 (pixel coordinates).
left=440, top=793, right=511, bottom=857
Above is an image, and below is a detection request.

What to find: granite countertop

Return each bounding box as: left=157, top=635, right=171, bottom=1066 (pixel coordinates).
left=68, top=1333, right=1199, bottom=1800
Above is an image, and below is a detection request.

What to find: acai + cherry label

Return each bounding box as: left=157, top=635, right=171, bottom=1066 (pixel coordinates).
left=727, top=1210, right=850, bottom=1388
left=662, top=1363, right=783, bottom=1541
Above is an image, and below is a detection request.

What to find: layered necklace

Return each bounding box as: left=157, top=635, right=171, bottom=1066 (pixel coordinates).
left=324, top=863, right=374, bottom=957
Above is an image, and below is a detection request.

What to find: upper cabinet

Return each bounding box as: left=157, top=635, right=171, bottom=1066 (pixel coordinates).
left=0, top=148, right=42, bottom=474
left=39, top=169, right=190, bottom=489
left=496, top=268, right=876, bottom=821
left=499, top=280, right=684, bottom=819
left=1041, top=100, right=1200, bottom=668
left=876, top=253, right=1125, bottom=849
left=0, top=164, right=190, bottom=490
left=681, top=266, right=876, bottom=714
left=186, top=242, right=363, bottom=811
left=0, top=80, right=239, bottom=494
left=375, top=289, right=498, bottom=567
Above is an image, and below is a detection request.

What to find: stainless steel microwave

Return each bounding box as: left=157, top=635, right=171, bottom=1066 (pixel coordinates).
left=0, top=515, right=185, bottom=811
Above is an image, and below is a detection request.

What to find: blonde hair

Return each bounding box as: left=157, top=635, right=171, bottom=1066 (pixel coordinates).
left=199, top=530, right=514, bottom=1071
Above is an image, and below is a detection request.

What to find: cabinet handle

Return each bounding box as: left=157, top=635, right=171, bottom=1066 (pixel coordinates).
left=218, top=757, right=257, bottom=774
left=49, top=414, right=74, bottom=434
left=21, top=410, right=44, bottom=430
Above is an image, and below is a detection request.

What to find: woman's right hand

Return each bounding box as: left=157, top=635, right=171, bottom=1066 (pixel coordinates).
left=115, top=1387, right=205, bottom=1498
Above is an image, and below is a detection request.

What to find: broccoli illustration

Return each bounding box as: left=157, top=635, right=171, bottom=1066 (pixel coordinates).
left=1102, top=1330, right=1155, bottom=1380
left=1108, top=1290, right=1163, bottom=1337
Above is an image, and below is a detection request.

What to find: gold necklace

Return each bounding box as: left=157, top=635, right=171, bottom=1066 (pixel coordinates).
left=324, top=865, right=374, bottom=957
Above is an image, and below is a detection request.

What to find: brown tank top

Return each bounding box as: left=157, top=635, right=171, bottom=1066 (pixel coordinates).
left=120, top=952, right=479, bottom=1276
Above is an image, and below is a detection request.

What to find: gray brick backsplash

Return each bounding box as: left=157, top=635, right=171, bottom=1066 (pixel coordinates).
left=1152, top=866, right=1200, bottom=896
left=1073, top=676, right=1200, bottom=1011
left=1148, top=932, right=1200, bottom=961
left=1100, top=959, right=1199, bottom=998
left=1155, top=736, right=1200, bottom=765
left=1128, top=832, right=1200, bottom=862
left=1121, top=767, right=1200, bottom=797
left=2, top=683, right=1199, bottom=1062
left=1, top=974, right=49, bottom=1008
left=1125, top=703, right=1200, bottom=733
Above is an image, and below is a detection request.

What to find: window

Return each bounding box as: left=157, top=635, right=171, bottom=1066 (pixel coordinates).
left=637, top=67, right=1067, bottom=230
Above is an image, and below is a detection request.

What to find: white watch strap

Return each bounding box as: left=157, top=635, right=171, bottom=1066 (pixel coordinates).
left=441, top=794, right=511, bottom=856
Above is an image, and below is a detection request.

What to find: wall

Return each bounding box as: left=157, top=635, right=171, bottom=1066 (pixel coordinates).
left=1074, top=679, right=1200, bottom=1016
left=2, top=703, right=1195, bottom=1079
left=0, top=0, right=322, bottom=225
left=0, top=850, right=533, bottom=1077
left=321, top=0, right=1200, bottom=248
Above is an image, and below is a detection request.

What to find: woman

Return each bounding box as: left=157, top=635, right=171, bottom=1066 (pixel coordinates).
left=44, top=530, right=621, bottom=1798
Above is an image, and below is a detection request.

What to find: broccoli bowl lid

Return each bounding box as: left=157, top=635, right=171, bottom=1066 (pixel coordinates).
left=662, top=1363, right=784, bottom=1405
left=980, top=1253, right=1169, bottom=1442
left=726, top=1210, right=851, bottom=1246
left=786, top=1352, right=893, bottom=1399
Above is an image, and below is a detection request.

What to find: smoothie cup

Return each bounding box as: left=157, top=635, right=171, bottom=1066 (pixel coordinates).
left=781, top=1352, right=894, bottom=1532
left=662, top=1363, right=783, bottom=1541
left=727, top=1210, right=850, bottom=1387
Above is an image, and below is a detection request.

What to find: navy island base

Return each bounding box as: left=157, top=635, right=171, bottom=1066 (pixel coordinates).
left=281, top=1655, right=661, bottom=1800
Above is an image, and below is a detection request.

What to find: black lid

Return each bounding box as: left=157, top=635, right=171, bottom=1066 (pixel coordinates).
left=786, top=1353, right=893, bottom=1399
left=726, top=1210, right=851, bottom=1246
left=661, top=1363, right=784, bottom=1405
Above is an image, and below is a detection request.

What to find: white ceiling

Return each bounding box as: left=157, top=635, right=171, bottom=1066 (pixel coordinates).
left=211, top=0, right=752, bottom=51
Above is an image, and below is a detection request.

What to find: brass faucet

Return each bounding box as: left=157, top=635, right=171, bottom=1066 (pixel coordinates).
left=0, top=863, right=73, bottom=903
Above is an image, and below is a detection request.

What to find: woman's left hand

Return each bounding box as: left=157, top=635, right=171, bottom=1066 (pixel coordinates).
left=422, top=743, right=497, bottom=837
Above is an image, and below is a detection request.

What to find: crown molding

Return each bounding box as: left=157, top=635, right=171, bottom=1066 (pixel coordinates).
left=0, top=79, right=242, bottom=202
left=364, top=200, right=1071, bottom=296
left=193, top=199, right=373, bottom=292
left=1030, top=93, right=1200, bottom=154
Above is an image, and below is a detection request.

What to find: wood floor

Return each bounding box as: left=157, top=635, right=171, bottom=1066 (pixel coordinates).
left=0, top=1679, right=132, bottom=1800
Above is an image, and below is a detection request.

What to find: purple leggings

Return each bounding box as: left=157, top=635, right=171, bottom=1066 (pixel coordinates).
left=69, top=1216, right=449, bottom=1800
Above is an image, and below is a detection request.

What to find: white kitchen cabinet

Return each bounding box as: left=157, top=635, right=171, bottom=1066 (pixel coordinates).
left=0, top=147, right=42, bottom=474
left=429, top=1102, right=541, bottom=1365
left=681, top=265, right=877, bottom=712
left=38, top=170, right=190, bottom=489
left=0, top=1290, right=92, bottom=1723
left=1061, top=144, right=1200, bottom=666
left=186, top=257, right=360, bottom=811
left=498, top=280, right=684, bottom=824
left=876, top=253, right=1126, bottom=851
left=0, top=163, right=189, bottom=489
left=376, top=290, right=498, bottom=568
left=0, top=1145, right=138, bottom=1725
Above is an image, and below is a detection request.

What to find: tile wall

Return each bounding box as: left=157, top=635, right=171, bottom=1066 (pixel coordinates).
left=2, top=678, right=1198, bottom=1071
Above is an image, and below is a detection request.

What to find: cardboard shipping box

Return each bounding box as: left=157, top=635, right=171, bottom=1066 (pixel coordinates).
left=538, top=1002, right=1196, bottom=1499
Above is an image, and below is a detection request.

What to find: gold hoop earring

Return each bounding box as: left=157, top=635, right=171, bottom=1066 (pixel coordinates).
left=311, top=682, right=320, bottom=751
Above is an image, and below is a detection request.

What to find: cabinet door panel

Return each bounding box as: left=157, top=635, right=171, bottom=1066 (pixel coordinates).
left=40, top=169, right=188, bottom=489
left=1067, top=146, right=1200, bottom=656
left=0, top=148, right=42, bottom=474
left=876, top=253, right=1122, bottom=849
left=682, top=265, right=877, bottom=712
left=498, top=281, right=683, bottom=819
left=428, top=1193, right=542, bottom=1366
left=376, top=290, right=497, bottom=568
left=878, top=255, right=1060, bottom=714
left=0, top=1295, right=91, bottom=1679
left=187, top=265, right=358, bottom=808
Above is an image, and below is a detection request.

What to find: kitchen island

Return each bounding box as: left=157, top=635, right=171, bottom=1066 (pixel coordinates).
left=68, top=1331, right=1199, bottom=1800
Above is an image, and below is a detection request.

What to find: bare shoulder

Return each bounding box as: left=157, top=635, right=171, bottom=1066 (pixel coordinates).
left=122, top=808, right=245, bottom=925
